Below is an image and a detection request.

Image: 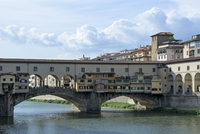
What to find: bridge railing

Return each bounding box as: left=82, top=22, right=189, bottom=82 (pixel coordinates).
left=29, top=87, right=76, bottom=94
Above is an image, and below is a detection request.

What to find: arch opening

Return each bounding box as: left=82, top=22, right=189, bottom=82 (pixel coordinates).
left=44, top=74, right=59, bottom=88
left=60, top=75, right=74, bottom=89
left=29, top=74, right=43, bottom=89
left=176, top=74, right=182, bottom=94
left=195, top=73, right=200, bottom=92
left=167, top=75, right=174, bottom=93
left=185, top=73, right=192, bottom=94
left=101, top=95, right=159, bottom=109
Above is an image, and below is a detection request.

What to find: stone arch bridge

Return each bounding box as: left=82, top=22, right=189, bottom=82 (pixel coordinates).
left=0, top=87, right=163, bottom=116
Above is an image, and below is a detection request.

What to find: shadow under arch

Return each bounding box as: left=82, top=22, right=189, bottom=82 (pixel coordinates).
left=101, top=94, right=160, bottom=109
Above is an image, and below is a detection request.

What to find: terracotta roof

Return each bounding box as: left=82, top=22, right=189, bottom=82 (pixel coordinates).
left=164, top=57, right=200, bottom=64
left=150, top=32, right=174, bottom=37
left=182, top=38, right=200, bottom=44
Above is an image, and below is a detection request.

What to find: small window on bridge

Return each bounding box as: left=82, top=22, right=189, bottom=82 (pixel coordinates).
left=50, top=67, right=54, bottom=72
left=81, top=68, right=85, bottom=72
left=96, top=68, right=100, bottom=72
left=66, top=67, right=70, bottom=72
left=33, top=67, right=38, bottom=72
left=3, top=78, right=6, bottom=81
left=178, top=67, right=180, bottom=71
left=197, top=65, right=199, bottom=70
left=139, top=68, right=142, bottom=72
left=10, top=78, right=13, bottom=81
left=80, top=80, right=84, bottom=82
left=111, top=68, right=114, bottom=72
left=0, top=66, right=2, bottom=71
left=125, top=68, right=128, bottom=72
left=16, top=66, right=20, bottom=71
left=152, top=68, right=156, bottom=72
left=187, top=66, right=190, bottom=70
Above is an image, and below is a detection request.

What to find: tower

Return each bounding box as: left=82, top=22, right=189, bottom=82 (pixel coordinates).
left=151, top=32, right=174, bottom=61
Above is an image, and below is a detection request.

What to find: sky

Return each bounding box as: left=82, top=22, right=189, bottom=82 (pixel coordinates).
left=0, top=0, right=200, bottom=60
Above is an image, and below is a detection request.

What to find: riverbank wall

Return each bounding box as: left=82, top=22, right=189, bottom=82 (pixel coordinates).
left=161, top=95, right=200, bottom=109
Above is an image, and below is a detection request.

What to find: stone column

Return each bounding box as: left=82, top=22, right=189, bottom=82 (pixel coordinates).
left=173, top=76, right=176, bottom=95
left=192, top=77, right=195, bottom=95
left=182, top=79, right=185, bottom=95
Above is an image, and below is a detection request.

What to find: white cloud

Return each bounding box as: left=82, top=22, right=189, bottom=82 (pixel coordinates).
left=1, top=7, right=200, bottom=59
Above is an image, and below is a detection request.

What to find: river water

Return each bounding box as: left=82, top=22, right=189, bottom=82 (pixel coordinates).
left=0, top=101, right=200, bottom=134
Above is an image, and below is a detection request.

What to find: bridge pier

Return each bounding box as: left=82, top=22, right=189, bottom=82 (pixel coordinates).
left=0, top=92, right=14, bottom=116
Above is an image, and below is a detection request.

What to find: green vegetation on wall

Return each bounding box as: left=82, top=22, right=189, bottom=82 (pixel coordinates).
left=26, top=99, right=71, bottom=105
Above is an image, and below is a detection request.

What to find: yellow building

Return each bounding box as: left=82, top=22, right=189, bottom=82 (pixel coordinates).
left=108, top=73, right=115, bottom=92
left=0, top=73, right=15, bottom=94
left=129, top=45, right=152, bottom=61
left=76, top=73, right=94, bottom=92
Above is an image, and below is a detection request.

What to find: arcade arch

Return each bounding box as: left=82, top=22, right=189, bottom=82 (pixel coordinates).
left=195, top=73, right=200, bottom=92
left=60, top=75, right=75, bottom=89
left=29, top=74, right=43, bottom=88
left=44, top=74, right=60, bottom=88
left=167, top=74, right=174, bottom=93
left=176, top=74, right=182, bottom=93
left=185, top=73, right=192, bottom=94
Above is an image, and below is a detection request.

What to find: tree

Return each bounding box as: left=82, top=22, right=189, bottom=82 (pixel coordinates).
left=169, top=37, right=176, bottom=42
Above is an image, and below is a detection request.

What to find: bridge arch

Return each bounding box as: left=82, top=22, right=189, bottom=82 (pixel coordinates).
left=101, top=93, right=160, bottom=109
left=195, top=73, right=200, bottom=92
left=13, top=91, right=87, bottom=112
left=185, top=73, right=192, bottom=94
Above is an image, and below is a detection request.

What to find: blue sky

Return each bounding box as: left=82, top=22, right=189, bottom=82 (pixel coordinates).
left=0, top=0, right=200, bottom=59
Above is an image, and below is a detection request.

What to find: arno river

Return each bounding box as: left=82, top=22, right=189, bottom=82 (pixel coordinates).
left=1, top=101, right=200, bottom=134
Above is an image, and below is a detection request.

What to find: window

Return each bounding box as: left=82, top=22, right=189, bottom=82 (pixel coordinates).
left=152, top=68, right=156, bottom=72
left=125, top=68, right=129, bottom=72
left=187, top=66, right=190, bottom=70
left=33, top=67, right=38, bottom=72
left=21, top=80, right=27, bottom=83
left=139, top=68, right=142, bottom=72
left=159, top=83, right=161, bottom=85
left=81, top=68, right=85, bottom=72
left=50, top=67, right=54, bottom=72
left=196, top=41, right=200, bottom=47
left=159, top=88, right=161, bottom=91
left=178, top=67, right=180, bottom=71
left=116, top=79, right=122, bottom=82
left=111, top=68, right=114, bottom=72
left=198, top=65, right=199, bottom=70
left=164, top=77, right=166, bottom=79
left=79, top=86, right=83, bottom=89
left=0, top=66, right=2, bottom=71
left=103, top=74, right=107, bottom=77
left=96, top=80, right=100, bottom=82
left=3, top=78, right=6, bottom=81
left=108, top=80, right=114, bottom=83
left=95, top=75, right=99, bottom=77
left=80, top=80, right=84, bottom=82
left=10, top=78, right=13, bottom=81
left=32, top=76, right=34, bottom=79
left=108, top=74, right=114, bottom=77
left=124, top=79, right=129, bottom=82
left=16, top=66, right=20, bottom=71
left=88, top=74, right=91, bottom=76
left=139, top=80, right=143, bottom=83
left=165, top=84, right=166, bottom=87
left=88, top=79, right=92, bottom=82
left=190, top=42, right=195, bottom=47
left=102, top=80, right=108, bottom=83
left=96, top=68, right=100, bottom=72
left=198, top=49, right=200, bottom=54
left=66, top=67, right=70, bottom=72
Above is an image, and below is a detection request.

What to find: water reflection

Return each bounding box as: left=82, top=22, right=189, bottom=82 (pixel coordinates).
left=1, top=101, right=200, bottom=134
